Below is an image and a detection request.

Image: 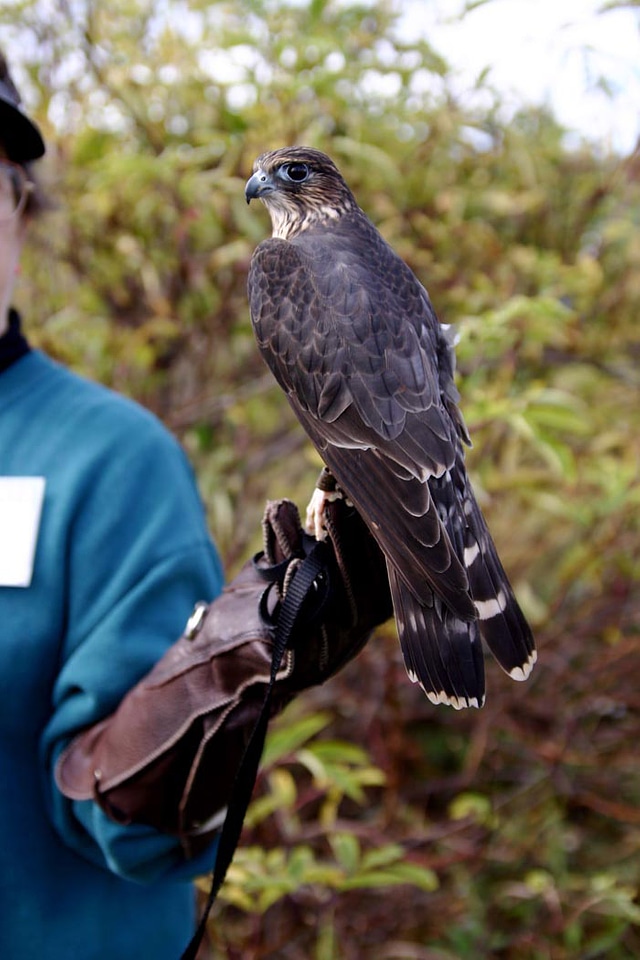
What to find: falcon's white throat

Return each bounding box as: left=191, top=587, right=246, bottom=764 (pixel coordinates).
left=264, top=197, right=342, bottom=240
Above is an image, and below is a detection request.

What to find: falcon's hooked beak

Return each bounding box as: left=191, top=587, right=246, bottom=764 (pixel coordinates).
left=245, top=169, right=275, bottom=204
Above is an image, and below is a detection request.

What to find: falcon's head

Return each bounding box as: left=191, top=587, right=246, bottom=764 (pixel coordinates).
left=245, top=146, right=358, bottom=240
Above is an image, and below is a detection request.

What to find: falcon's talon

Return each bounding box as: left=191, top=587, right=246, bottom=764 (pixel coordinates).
left=247, top=146, right=536, bottom=708
left=305, top=487, right=342, bottom=541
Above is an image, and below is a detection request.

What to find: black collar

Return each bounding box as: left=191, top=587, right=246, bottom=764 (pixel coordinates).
left=0, top=309, right=31, bottom=374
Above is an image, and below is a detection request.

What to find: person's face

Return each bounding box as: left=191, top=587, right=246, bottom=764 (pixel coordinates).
left=0, top=145, right=28, bottom=333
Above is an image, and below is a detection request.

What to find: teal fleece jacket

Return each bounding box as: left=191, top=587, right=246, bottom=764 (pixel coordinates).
left=0, top=342, right=224, bottom=959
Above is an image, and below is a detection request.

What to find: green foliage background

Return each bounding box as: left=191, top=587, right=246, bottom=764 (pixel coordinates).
left=3, top=1, right=640, bottom=957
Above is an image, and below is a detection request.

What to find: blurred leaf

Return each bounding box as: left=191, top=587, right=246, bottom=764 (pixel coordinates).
left=329, top=832, right=360, bottom=874
left=261, top=711, right=331, bottom=767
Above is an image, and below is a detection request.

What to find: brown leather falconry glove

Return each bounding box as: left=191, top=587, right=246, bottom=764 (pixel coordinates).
left=55, top=496, right=391, bottom=856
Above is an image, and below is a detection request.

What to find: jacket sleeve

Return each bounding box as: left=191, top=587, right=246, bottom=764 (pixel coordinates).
left=39, top=408, right=225, bottom=884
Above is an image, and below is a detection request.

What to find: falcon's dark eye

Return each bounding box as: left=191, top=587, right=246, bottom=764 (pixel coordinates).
left=282, top=162, right=310, bottom=183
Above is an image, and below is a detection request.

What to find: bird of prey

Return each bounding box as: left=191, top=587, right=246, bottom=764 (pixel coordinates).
left=245, top=146, right=536, bottom=709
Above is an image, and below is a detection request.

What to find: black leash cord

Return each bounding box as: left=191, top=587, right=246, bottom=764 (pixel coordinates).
left=180, top=541, right=329, bottom=960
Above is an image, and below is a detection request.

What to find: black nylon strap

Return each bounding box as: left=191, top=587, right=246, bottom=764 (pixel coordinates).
left=180, top=540, right=329, bottom=960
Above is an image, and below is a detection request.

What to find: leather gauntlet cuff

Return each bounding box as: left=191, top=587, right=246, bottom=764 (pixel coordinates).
left=55, top=497, right=391, bottom=856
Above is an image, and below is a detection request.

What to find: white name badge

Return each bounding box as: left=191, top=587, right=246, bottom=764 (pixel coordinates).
left=0, top=477, right=46, bottom=587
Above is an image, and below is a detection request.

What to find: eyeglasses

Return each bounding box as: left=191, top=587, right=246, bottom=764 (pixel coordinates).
left=0, top=160, right=34, bottom=223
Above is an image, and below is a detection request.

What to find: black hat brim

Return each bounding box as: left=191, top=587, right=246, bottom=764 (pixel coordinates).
left=0, top=96, right=45, bottom=162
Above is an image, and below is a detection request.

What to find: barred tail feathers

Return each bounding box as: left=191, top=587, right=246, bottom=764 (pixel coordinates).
left=388, top=562, right=485, bottom=709
left=460, top=497, right=536, bottom=681
left=427, top=464, right=536, bottom=687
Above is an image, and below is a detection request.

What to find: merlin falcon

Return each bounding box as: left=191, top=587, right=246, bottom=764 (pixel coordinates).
left=245, top=146, right=536, bottom=709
